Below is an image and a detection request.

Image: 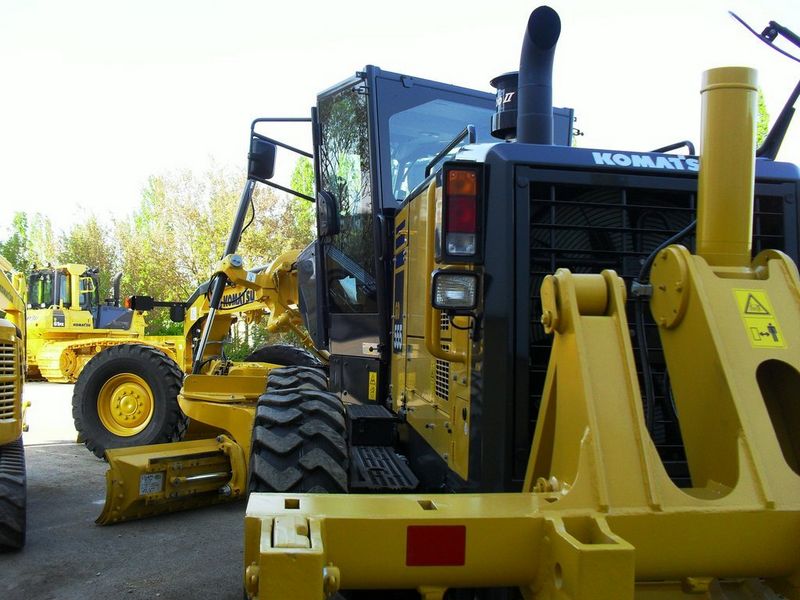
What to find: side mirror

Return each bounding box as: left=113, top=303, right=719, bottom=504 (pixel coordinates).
left=125, top=295, right=154, bottom=311
left=317, top=190, right=340, bottom=237
left=169, top=305, right=186, bottom=323
left=248, top=136, right=277, bottom=182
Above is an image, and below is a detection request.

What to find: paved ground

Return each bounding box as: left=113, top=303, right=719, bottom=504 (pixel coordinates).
left=1, top=382, right=245, bottom=600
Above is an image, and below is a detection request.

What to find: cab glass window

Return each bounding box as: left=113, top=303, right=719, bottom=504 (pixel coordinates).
left=318, top=81, right=378, bottom=314
left=79, top=276, right=97, bottom=310
left=388, top=99, right=494, bottom=201
left=27, top=272, right=54, bottom=308
left=56, top=271, right=71, bottom=308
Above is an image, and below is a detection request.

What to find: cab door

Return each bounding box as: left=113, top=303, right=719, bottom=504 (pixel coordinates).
left=315, top=77, right=384, bottom=403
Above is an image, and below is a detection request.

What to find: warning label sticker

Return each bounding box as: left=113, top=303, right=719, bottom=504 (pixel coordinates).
left=368, top=371, right=378, bottom=401
left=733, top=289, right=786, bottom=348
left=139, top=473, right=164, bottom=496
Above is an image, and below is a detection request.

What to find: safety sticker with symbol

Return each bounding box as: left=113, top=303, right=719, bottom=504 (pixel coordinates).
left=743, top=293, right=770, bottom=315
left=733, top=289, right=786, bottom=348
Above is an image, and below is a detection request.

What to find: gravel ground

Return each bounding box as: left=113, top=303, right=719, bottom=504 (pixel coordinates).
left=1, top=382, right=245, bottom=600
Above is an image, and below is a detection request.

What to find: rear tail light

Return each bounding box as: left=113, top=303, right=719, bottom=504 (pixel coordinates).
left=443, top=166, right=482, bottom=261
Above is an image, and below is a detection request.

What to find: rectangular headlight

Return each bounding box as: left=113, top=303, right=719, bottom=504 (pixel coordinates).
left=432, top=271, right=478, bottom=311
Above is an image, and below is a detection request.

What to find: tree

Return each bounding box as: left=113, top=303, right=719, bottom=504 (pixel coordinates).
left=0, top=212, right=32, bottom=272
left=757, top=89, right=770, bottom=147
left=288, top=157, right=316, bottom=241
left=58, top=215, right=119, bottom=297
left=27, top=213, right=57, bottom=268
left=0, top=161, right=318, bottom=340
left=116, top=164, right=314, bottom=336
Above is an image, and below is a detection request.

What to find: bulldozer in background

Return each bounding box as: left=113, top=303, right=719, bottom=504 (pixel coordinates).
left=21, top=263, right=187, bottom=383
left=96, top=5, right=800, bottom=598
left=0, top=256, right=27, bottom=551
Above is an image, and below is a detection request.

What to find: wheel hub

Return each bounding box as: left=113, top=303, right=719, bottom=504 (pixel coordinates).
left=97, top=374, right=154, bottom=436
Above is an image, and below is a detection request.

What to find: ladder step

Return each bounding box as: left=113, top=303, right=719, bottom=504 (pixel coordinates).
left=349, top=446, right=419, bottom=492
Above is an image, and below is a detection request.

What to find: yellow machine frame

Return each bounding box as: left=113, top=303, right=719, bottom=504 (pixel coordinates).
left=0, top=256, right=25, bottom=446
left=0, top=256, right=28, bottom=550
left=241, top=68, right=800, bottom=599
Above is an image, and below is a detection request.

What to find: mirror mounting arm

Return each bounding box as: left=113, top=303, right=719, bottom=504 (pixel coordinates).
left=259, top=179, right=315, bottom=203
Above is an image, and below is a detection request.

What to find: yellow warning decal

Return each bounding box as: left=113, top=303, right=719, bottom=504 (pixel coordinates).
left=733, top=289, right=786, bottom=348
left=368, top=371, right=378, bottom=401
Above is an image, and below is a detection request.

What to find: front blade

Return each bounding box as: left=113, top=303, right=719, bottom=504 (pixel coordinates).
left=97, top=435, right=247, bottom=525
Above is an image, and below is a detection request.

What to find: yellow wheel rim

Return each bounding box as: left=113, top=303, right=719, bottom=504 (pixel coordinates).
left=97, top=373, right=155, bottom=436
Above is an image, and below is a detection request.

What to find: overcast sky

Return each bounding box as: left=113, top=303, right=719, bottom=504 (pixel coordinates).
left=1, top=0, right=798, bottom=234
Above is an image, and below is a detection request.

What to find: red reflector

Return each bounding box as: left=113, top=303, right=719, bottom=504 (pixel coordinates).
left=447, top=196, right=477, bottom=233
left=124, top=297, right=132, bottom=309
left=406, top=525, right=466, bottom=566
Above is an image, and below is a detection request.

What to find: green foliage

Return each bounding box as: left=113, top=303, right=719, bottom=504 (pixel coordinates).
left=757, top=89, right=770, bottom=147
left=1, top=211, right=58, bottom=271
left=0, top=163, right=317, bottom=344
left=145, top=318, right=184, bottom=337
left=224, top=322, right=304, bottom=362
left=290, top=157, right=314, bottom=196
left=289, top=157, right=316, bottom=240
left=28, top=213, right=57, bottom=267
left=0, top=211, right=63, bottom=275
left=58, top=215, right=117, bottom=297
left=0, top=212, right=32, bottom=272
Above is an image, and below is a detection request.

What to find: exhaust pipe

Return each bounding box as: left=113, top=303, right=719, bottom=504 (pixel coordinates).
left=516, top=5, right=561, bottom=145
left=696, top=67, right=758, bottom=268
left=111, top=272, right=122, bottom=306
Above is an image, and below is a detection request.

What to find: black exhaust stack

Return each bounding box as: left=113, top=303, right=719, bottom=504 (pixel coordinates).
left=516, top=5, right=560, bottom=145
left=112, top=273, right=122, bottom=307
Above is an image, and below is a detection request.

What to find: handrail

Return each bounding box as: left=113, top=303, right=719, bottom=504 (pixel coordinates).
left=424, top=125, right=476, bottom=178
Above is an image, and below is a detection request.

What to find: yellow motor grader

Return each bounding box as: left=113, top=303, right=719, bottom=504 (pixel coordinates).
left=97, top=6, right=800, bottom=599
left=0, top=257, right=27, bottom=551
left=70, top=254, right=320, bottom=459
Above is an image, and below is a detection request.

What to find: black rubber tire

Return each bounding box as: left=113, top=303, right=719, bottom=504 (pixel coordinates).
left=266, top=366, right=328, bottom=391
left=243, top=344, right=321, bottom=368
left=248, top=388, right=348, bottom=493
left=0, top=437, right=26, bottom=551
left=72, top=344, right=187, bottom=459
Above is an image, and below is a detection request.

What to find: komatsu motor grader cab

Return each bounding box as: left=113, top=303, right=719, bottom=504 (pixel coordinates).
left=99, top=5, right=800, bottom=598
left=23, top=263, right=186, bottom=382
left=0, top=257, right=27, bottom=551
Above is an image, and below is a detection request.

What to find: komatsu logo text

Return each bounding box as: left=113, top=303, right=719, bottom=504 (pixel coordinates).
left=592, top=152, right=699, bottom=172
left=221, top=289, right=256, bottom=310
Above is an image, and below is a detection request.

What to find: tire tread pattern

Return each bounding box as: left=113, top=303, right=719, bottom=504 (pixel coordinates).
left=266, top=366, right=327, bottom=392
left=0, top=437, right=26, bottom=551
left=248, top=382, right=348, bottom=494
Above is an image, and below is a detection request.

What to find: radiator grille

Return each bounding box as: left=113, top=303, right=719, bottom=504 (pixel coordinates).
left=440, top=312, right=450, bottom=332
left=526, top=180, right=789, bottom=487
left=0, top=342, right=17, bottom=420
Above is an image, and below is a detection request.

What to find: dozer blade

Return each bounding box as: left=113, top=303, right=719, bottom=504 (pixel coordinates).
left=97, top=435, right=247, bottom=525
